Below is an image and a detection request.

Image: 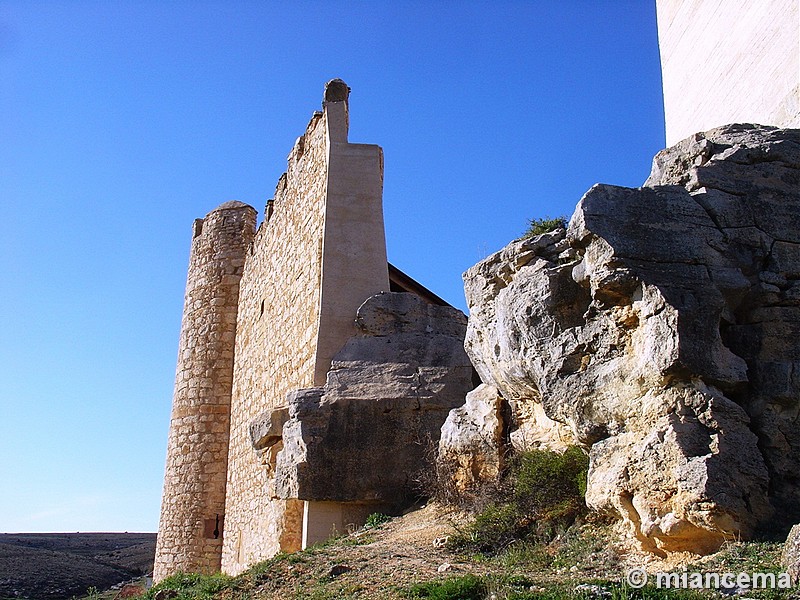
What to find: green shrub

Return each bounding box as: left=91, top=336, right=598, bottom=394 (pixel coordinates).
left=451, top=447, right=589, bottom=553
left=514, top=446, right=588, bottom=519
left=364, top=512, right=392, bottom=528
left=143, top=571, right=235, bottom=600
left=523, top=216, right=568, bottom=238
left=404, top=574, right=487, bottom=599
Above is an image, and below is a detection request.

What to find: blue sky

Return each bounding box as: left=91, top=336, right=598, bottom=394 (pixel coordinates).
left=0, top=1, right=665, bottom=533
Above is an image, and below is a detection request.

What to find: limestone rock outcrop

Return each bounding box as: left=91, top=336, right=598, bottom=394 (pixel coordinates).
left=782, top=524, right=800, bottom=585
left=274, top=292, right=474, bottom=509
left=438, top=384, right=506, bottom=495
left=460, top=124, right=800, bottom=554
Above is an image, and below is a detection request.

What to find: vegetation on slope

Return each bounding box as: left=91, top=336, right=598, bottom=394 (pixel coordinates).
left=132, top=528, right=789, bottom=600
left=125, top=447, right=793, bottom=599
left=447, top=447, right=589, bottom=553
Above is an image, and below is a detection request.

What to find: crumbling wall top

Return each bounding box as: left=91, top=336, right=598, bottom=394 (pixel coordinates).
left=323, top=78, right=350, bottom=105
left=210, top=200, right=255, bottom=214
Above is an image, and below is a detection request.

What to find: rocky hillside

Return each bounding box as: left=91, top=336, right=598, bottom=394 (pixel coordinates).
left=141, top=503, right=791, bottom=599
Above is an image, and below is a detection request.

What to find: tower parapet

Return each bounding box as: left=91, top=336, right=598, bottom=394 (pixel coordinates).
left=154, top=201, right=256, bottom=582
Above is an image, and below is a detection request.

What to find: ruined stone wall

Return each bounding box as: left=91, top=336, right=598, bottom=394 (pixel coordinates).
left=657, top=0, right=799, bottom=145
left=154, top=202, right=256, bottom=582
left=153, top=81, right=391, bottom=580
left=221, top=114, right=329, bottom=574
left=221, top=86, right=389, bottom=574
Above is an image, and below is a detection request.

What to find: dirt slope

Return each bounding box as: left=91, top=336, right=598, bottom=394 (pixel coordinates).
left=238, top=504, right=479, bottom=599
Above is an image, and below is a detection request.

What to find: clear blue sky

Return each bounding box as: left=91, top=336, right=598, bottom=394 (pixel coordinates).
left=0, top=1, right=665, bottom=533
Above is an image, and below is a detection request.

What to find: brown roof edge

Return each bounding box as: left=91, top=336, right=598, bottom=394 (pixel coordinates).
left=388, top=263, right=453, bottom=308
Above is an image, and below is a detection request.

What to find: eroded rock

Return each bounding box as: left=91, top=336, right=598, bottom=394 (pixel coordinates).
left=274, top=292, right=474, bottom=509
left=461, top=124, right=800, bottom=554
left=438, top=384, right=506, bottom=494
left=782, top=524, right=800, bottom=584
left=250, top=407, right=290, bottom=451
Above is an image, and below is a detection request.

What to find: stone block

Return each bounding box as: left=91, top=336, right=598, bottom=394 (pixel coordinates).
left=274, top=292, right=474, bottom=510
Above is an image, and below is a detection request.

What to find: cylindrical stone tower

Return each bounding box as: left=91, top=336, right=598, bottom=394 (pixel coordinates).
left=153, top=201, right=257, bottom=582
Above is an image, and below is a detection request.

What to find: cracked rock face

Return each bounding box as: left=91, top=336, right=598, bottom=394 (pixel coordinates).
left=463, top=124, right=800, bottom=554
left=274, top=292, right=474, bottom=509
left=438, top=384, right=506, bottom=496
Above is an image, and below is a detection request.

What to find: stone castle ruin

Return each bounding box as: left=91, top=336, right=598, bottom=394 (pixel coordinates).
left=153, top=79, right=474, bottom=580
left=155, top=0, right=800, bottom=582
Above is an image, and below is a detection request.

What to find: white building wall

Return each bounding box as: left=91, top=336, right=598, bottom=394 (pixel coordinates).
left=657, top=0, right=799, bottom=145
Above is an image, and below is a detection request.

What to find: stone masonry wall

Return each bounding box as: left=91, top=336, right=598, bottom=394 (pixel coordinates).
left=221, top=113, right=330, bottom=574
left=153, top=81, right=390, bottom=580
left=221, top=83, right=389, bottom=575
left=154, top=201, right=256, bottom=582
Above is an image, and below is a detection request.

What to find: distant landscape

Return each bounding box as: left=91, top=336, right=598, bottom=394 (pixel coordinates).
left=0, top=533, right=156, bottom=600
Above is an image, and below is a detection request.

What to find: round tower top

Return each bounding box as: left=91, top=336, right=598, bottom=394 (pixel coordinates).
left=208, top=200, right=256, bottom=215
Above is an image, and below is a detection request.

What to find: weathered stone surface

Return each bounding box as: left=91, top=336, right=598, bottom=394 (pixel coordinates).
left=154, top=202, right=256, bottom=581
left=507, top=397, right=575, bottom=453
left=438, top=384, right=506, bottom=494
left=249, top=407, right=290, bottom=451
left=274, top=292, right=474, bottom=508
left=782, top=524, right=800, bottom=584
left=461, top=124, right=800, bottom=554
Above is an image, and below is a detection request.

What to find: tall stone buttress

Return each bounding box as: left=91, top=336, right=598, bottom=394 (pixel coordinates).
left=153, top=201, right=257, bottom=581
left=220, top=79, right=390, bottom=574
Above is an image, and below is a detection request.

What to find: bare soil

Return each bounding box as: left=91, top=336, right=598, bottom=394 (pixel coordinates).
left=238, top=503, right=480, bottom=599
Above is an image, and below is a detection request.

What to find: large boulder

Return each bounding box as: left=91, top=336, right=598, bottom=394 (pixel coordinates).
left=274, top=292, right=474, bottom=509
left=438, top=383, right=506, bottom=497
left=782, top=524, right=800, bottom=585
left=437, top=382, right=575, bottom=500
left=461, top=124, right=800, bottom=554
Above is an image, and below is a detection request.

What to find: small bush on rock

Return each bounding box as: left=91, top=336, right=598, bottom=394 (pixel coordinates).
left=451, top=446, right=589, bottom=553
left=523, top=216, right=568, bottom=238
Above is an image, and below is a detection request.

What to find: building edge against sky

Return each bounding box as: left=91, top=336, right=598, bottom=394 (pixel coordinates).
left=657, top=0, right=800, bottom=146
